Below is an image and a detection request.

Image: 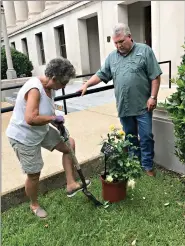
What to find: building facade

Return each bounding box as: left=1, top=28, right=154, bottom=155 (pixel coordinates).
left=2, top=1, right=185, bottom=83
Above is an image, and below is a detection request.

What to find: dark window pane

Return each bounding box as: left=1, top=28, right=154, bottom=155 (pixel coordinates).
left=57, top=25, right=67, bottom=58
left=11, top=42, right=16, bottom=49
left=22, top=38, right=29, bottom=59
left=36, top=33, right=46, bottom=65
left=61, top=45, right=67, bottom=58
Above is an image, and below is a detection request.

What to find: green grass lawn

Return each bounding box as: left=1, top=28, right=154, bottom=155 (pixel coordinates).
left=2, top=170, right=185, bottom=246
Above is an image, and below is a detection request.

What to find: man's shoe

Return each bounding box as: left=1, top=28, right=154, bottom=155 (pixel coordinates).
left=145, top=170, right=156, bottom=177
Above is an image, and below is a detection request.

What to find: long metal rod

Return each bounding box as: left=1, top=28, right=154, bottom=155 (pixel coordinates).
left=169, top=60, right=172, bottom=89
left=54, top=84, right=114, bottom=101
left=1, top=84, right=114, bottom=113
left=1, top=60, right=172, bottom=114
left=62, top=88, right=67, bottom=115
left=158, top=60, right=171, bottom=65
left=75, top=73, right=94, bottom=78
left=1, top=61, right=171, bottom=91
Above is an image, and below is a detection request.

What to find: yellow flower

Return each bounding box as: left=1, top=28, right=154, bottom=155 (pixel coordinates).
left=117, top=130, right=125, bottom=136
left=109, top=124, right=115, bottom=131
left=106, top=175, right=113, bottom=182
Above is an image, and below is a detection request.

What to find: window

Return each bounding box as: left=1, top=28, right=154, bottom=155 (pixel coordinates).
left=21, top=38, right=29, bottom=58
left=35, top=32, right=46, bottom=65
left=55, top=25, right=67, bottom=58
left=11, top=42, right=16, bottom=49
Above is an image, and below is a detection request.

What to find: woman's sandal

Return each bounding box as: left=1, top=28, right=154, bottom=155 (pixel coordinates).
left=67, top=180, right=91, bottom=198
left=31, top=206, right=48, bottom=218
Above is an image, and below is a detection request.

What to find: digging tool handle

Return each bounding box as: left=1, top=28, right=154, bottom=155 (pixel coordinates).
left=104, top=154, right=108, bottom=178
left=64, top=139, right=87, bottom=188
left=56, top=123, right=103, bottom=206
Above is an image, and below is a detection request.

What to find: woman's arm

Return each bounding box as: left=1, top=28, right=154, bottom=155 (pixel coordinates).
left=25, top=88, right=55, bottom=126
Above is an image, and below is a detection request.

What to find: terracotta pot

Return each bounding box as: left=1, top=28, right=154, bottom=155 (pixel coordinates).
left=100, top=175, right=127, bottom=203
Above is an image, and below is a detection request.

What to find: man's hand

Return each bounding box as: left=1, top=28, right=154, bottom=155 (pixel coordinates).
left=77, top=75, right=101, bottom=96
left=78, top=83, right=88, bottom=96
left=147, top=98, right=157, bottom=111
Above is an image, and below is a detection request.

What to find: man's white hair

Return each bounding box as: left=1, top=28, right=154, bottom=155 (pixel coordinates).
left=112, top=23, right=131, bottom=37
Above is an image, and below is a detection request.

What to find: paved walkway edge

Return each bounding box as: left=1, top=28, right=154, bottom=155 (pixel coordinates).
left=2, top=155, right=104, bottom=212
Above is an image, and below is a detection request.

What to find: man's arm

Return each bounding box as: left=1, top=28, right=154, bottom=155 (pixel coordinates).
left=80, top=74, right=101, bottom=96
left=79, top=55, right=112, bottom=96
left=147, top=76, right=161, bottom=111
left=151, top=76, right=160, bottom=99
left=145, top=46, right=162, bottom=111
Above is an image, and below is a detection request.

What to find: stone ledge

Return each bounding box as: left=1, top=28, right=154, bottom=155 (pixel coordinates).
left=1, top=77, right=30, bottom=88
left=153, top=108, right=185, bottom=175
left=153, top=107, right=172, bottom=122
left=1, top=77, right=84, bottom=89
left=1, top=155, right=104, bottom=212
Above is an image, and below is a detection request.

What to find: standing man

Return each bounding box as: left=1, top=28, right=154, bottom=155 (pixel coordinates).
left=80, top=23, right=162, bottom=177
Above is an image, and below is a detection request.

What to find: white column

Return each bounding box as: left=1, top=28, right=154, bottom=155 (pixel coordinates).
left=3, top=1, right=16, bottom=28
left=27, top=1, right=45, bottom=19
left=1, top=6, right=17, bottom=79
left=151, top=1, right=160, bottom=60
left=14, top=1, right=28, bottom=24
left=44, top=1, right=60, bottom=10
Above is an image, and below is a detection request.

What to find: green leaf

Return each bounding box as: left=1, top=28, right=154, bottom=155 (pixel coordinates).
left=176, top=79, right=185, bottom=87
left=118, top=160, right=123, bottom=166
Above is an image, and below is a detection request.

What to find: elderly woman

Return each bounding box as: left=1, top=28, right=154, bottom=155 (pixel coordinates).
left=6, top=57, right=90, bottom=218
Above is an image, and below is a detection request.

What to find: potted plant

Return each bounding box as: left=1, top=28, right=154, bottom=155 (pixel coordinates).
left=100, top=125, right=142, bottom=203
left=165, top=44, right=185, bottom=164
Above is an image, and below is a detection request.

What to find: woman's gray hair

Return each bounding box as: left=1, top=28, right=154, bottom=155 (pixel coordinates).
left=45, top=57, right=76, bottom=84
left=112, top=23, right=131, bottom=37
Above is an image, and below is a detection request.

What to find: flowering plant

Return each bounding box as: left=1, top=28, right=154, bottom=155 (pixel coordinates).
left=102, top=125, right=142, bottom=183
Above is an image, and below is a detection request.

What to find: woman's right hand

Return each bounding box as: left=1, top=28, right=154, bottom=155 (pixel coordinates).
left=52, top=115, right=65, bottom=124
left=51, top=115, right=65, bottom=132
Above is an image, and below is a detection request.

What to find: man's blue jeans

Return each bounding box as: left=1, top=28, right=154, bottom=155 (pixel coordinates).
left=120, top=111, right=154, bottom=171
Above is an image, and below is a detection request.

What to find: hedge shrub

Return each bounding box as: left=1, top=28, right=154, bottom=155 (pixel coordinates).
left=1, top=47, right=33, bottom=79
left=165, top=44, right=185, bottom=164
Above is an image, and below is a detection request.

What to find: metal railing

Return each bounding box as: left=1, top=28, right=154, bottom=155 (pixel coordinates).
left=158, top=60, right=172, bottom=88
left=1, top=60, right=171, bottom=114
